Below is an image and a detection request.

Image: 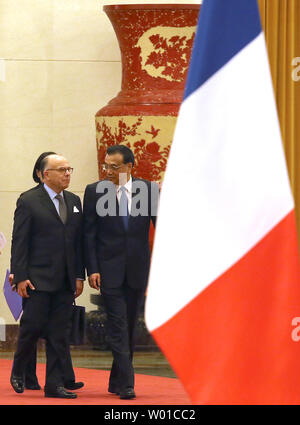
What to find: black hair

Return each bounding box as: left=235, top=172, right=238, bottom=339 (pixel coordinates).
left=32, top=151, right=56, bottom=183
left=106, top=145, right=135, bottom=166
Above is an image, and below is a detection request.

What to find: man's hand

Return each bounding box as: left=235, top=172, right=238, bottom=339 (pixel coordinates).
left=88, top=273, right=101, bottom=292
left=17, top=280, right=35, bottom=298
left=75, top=279, right=84, bottom=298
left=9, top=274, right=17, bottom=292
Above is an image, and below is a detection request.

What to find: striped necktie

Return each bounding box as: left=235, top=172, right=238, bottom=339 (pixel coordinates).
left=55, top=194, right=67, bottom=224
left=119, top=186, right=129, bottom=230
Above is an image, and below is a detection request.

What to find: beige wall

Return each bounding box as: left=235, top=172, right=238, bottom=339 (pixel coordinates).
left=0, top=0, right=200, bottom=324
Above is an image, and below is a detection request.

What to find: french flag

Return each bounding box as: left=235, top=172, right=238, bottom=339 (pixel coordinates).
left=145, top=0, right=300, bottom=404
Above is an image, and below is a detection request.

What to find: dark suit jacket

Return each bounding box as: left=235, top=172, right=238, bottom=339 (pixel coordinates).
left=83, top=177, right=158, bottom=290
left=11, top=184, right=85, bottom=292
left=10, top=184, right=40, bottom=275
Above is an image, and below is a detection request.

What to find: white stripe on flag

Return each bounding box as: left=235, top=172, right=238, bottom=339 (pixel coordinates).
left=146, top=33, right=294, bottom=332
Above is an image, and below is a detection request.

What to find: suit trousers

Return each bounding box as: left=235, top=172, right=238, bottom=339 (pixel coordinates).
left=101, top=282, right=145, bottom=392
left=23, top=348, right=39, bottom=386
left=12, top=288, right=74, bottom=389
left=20, top=303, right=76, bottom=385
left=21, top=297, right=39, bottom=386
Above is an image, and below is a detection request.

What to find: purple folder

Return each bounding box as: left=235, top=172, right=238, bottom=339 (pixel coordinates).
left=3, top=269, right=23, bottom=321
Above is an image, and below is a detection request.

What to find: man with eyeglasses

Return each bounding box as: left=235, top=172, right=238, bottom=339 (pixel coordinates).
left=83, top=145, right=159, bottom=400
left=10, top=154, right=85, bottom=399
left=9, top=152, right=84, bottom=393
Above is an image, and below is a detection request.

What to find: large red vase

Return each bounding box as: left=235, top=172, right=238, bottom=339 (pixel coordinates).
left=95, top=3, right=200, bottom=182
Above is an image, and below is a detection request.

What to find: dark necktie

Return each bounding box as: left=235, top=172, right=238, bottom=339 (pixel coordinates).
left=55, top=194, right=67, bottom=224
left=119, top=186, right=129, bottom=230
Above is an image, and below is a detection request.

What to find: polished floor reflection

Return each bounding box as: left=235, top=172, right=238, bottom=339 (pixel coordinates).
left=0, top=348, right=177, bottom=378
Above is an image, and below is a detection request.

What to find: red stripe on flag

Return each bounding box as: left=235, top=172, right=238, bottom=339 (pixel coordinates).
left=151, top=210, right=300, bottom=404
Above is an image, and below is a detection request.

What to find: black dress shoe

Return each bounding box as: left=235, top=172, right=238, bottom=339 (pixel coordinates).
left=25, top=383, right=41, bottom=390
left=64, top=381, right=84, bottom=390
left=108, top=387, right=120, bottom=395
left=44, top=386, right=77, bottom=399
left=25, top=377, right=41, bottom=390
left=119, top=387, right=136, bottom=400
left=10, top=375, right=25, bottom=394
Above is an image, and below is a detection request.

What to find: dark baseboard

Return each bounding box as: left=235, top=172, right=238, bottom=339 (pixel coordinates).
left=0, top=315, right=159, bottom=352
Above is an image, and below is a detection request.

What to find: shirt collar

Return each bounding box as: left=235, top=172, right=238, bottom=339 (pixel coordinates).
left=43, top=183, right=64, bottom=200
left=117, top=176, right=132, bottom=193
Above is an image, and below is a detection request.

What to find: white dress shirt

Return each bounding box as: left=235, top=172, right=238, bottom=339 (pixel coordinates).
left=43, top=183, right=64, bottom=215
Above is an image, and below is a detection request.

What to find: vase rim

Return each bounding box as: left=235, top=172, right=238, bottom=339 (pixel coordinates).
left=103, top=4, right=200, bottom=12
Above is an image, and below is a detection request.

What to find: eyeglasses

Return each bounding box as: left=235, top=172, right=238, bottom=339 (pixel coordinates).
left=101, top=163, right=125, bottom=172
left=46, top=167, right=74, bottom=174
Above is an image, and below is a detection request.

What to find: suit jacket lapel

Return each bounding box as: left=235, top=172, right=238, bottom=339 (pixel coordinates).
left=129, top=177, right=140, bottom=228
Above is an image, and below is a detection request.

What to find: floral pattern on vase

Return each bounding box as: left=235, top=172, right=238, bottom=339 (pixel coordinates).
left=95, top=4, right=200, bottom=181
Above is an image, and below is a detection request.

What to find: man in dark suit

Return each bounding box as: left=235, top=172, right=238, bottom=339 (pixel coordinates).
left=10, top=151, right=56, bottom=391
left=83, top=145, right=158, bottom=400
left=10, top=151, right=84, bottom=392
left=10, top=154, right=85, bottom=399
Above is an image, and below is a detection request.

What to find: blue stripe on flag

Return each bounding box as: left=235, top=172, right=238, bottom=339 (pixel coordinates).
left=184, top=0, right=262, bottom=100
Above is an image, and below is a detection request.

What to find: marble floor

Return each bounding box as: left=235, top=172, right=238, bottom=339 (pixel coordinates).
left=0, top=348, right=177, bottom=379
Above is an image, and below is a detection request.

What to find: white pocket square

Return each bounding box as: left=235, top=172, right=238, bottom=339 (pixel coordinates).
left=73, top=206, right=80, bottom=213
